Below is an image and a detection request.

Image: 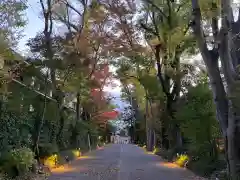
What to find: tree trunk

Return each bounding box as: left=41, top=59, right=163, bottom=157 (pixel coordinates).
left=160, top=96, right=175, bottom=149
left=171, top=125, right=182, bottom=149
left=153, top=130, right=156, bottom=148
left=0, top=98, right=2, bottom=119
left=147, top=128, right=151, bottom=150
left=160, top=100, right=168, bottom=150
left=145, top=95, right=155, bottom=151
left=190, top=0, right=240, bottom=178
left=145, top=96, right=150, bottom=150
left=160, top=112, right=169, bottom=149
left=87, top=133, right=91, bottom=151
left=34, top=75, right=48, bottom=161
left=56, top=105, right=65, bottom=147
left=56, top=92, right=65, bottom=147
left=154, top=44, right=181, bottom=150
left=76, top=92, right=80, bottom=121
left=227, top=102, right=240, bottom=179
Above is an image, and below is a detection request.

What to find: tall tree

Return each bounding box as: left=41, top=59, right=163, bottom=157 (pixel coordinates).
left=140, top=0, right=196, bottom=149
left=0, top=0, right=27, bottom=97
left=190, top=0, right=240, bottom=178
left=0, top=0, right=27, bottom=48
left=114, top=54, right=162, bottom=150
left=177, top=83, right=220, bottom=160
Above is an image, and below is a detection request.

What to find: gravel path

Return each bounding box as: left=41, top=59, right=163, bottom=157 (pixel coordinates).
left=48, top=144, right=207, bottom=180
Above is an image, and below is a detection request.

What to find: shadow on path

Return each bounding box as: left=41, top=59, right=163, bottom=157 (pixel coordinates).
left=48, top=144, right=206, bottom=180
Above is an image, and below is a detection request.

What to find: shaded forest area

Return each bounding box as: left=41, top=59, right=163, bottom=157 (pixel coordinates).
left=1, top=0, right=240, bottom=179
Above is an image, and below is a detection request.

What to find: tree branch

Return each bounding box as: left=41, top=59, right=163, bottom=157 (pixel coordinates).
left=211, top=2, right=218, bottom=47
left=63, top=0, right=83, bottom=17
left=140, top=22, right=158, bottom=37
left=191, top=0, right=228, bottom=135
left=88, top=43, right=101, bottom=78
left=176, top=1, right=187, bottom=13
left=220, top=0, right=236, bottom=84
left=166, top=0, right=172, bottom=28
left=237, top=8, right=240, bottom=23
left=151, top=11, right=161, bottom=41
left=143, top=0, right=168, bottom=20
left=191, top=0, right=210, bottom=60
left=155, top=44, right=170, bottom=97
left=55, top=13, right=79, bottom=31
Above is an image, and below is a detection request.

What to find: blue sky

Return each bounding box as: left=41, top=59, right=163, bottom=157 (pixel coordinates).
left=18, top=0, right=127, bottom=111
left=18, top=0, right=44, bottom=52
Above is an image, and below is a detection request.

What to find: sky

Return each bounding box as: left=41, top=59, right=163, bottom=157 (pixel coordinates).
left=18, top=0, right=127, bottom=112
left=18, top=1, right=44, bottom=53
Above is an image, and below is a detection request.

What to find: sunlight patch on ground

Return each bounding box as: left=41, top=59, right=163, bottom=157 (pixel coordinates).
left=145, top=151, right=155, bottom=155
left=156, top=162, right=182, bottom=169
left=51, top=165, right=88, bottom=174
left=51, top=155, right=95, bottom=174
left=77, top=155, right=94, bottom=160
left=51, top=165, right=76, bottom=174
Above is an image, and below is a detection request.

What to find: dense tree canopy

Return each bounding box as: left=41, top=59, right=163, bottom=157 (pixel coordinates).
left=2, top=0, right=240, bottom=179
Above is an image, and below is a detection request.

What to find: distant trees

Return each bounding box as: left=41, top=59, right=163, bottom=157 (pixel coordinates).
left=0, top=0, right=120, bottom=178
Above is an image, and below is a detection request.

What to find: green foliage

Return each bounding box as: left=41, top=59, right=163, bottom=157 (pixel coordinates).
left=176, top=83, right=221, bottom=157
left=0, top=108, right=33, bottom=152
left=42, top=154, right=58, bottom=169
left=153, top=147, right=161, bottom=154
left=0, top=0, right=226, bottom=179
left=174, top=154, right=189, bottom=167
left=187, top=159, right=226, bottom=177
left=141, top=0, right=196, bottom=58
left=59, top=149, right=81, bottom=162
left=156, top=149, right=175, bottom=161
left=0, top=0, right=27, bottom=47
left=0, top=147, right=34, bottom=177
left=38, top=143, right=59, bottom=158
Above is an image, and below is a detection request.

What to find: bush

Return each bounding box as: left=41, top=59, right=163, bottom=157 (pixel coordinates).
left=39, top=143, right=58, bottom=158
left=72, top=149, right=81, bottom=158
left=210, top=168, right=228, bottom=180
left=43, top=154, right=58, bottom=169
left=156, top=149, right=175, bottom=161
left=137, top=142, right=145, bottom=147
left=0, top=147, right=35, bottom=177
left=40, top=149, right=81, bottom=169
left=98, top=141, right=104, bottom=147
left=174, top=154, right=189, bottom=167
left=59, top=149, right=81, bottom=162
left=153, top=147, right=161, bottom=154
left=187, top=159, right=226, bottom=177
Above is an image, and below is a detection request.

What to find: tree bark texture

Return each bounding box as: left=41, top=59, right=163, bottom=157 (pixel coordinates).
left=154, top=44, right=181, bottom=150
left=191, top=0, right=240, bottom=178
left=76, top=92, right=80, bottom=121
